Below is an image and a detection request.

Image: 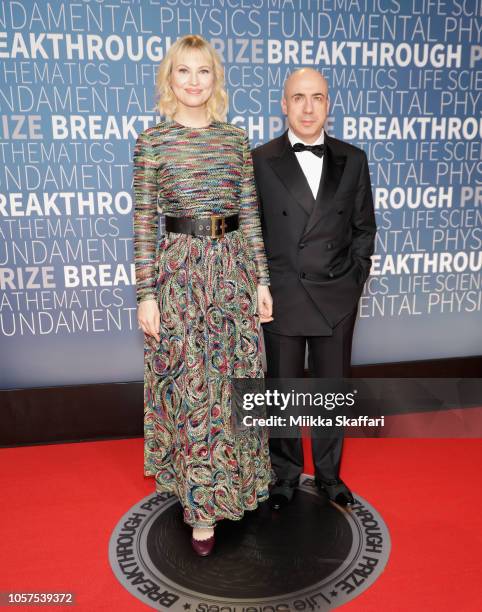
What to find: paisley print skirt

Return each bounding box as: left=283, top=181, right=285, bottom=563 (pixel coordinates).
left=143, top=229, right=271, bottom=527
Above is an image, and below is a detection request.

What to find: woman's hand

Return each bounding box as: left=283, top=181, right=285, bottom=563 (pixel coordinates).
left=257, top=285, right=273, bottom=323
left=137, top=299, right=160, bottom=342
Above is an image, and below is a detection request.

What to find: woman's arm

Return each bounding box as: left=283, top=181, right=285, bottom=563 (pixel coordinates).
left=132, top=130, right=159, bottom=304
left=238, top=132, right=271, bottom=287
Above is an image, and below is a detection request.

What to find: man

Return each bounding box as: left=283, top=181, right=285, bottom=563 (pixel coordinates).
left=252, top=68, right=376, bottom=509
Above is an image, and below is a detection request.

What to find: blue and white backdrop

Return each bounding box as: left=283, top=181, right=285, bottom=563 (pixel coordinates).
left=0, top=0, right=481, bottom=388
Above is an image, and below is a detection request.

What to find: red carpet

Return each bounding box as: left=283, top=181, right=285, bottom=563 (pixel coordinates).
left=1, top=438, right=481, bottom=611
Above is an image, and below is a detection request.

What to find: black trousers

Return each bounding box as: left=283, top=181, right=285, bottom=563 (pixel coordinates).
left=263, top=310, right=357, bottom=484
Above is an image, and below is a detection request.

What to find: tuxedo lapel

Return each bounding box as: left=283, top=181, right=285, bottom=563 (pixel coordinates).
left=267, top=132, right=315, bottom=218
left=302, top=135, right=347, bottom=239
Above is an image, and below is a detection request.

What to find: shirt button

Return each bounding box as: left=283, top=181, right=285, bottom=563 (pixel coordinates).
left=329, top=272, right=334, bottom=278
left=299, top=242, right=306, bottom=249
left=327, top=243, right=333, bottom=250
left=282, top=210, right=288, bottom=216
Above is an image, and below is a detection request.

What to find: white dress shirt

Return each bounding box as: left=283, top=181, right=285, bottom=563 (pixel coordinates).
left=288, top=128, right=325, bottom=199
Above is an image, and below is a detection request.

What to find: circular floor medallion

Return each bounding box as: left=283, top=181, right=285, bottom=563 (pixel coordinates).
left=109, top=475, right=390, bottom=610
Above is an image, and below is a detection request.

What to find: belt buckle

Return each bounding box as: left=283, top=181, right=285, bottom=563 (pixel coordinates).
left=210, top=215, right=226, bottom=239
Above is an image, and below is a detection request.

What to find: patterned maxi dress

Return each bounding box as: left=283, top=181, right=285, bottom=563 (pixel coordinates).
left=132, top=119, right=272, bottom=527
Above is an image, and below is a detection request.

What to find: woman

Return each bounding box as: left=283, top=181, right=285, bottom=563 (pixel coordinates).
left=132, top=34, right=273, bottom=556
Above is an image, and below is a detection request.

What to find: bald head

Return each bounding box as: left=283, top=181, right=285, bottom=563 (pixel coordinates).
left=281, top=69, right=329, bottom=144
left=283, top=68, right=328, bottom=98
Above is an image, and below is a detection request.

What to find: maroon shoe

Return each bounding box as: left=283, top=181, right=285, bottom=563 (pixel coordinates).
left=191, top=534, right=215, bottom=557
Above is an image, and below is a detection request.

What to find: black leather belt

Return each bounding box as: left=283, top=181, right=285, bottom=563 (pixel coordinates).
left=165, top=214, right=239, bottom=239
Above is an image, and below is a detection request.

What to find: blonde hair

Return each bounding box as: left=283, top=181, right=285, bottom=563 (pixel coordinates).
left=154, top=35, right=228, bottom=122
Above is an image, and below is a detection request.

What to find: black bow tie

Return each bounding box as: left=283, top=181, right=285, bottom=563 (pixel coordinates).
left=292, top=142, right=325, bottom=157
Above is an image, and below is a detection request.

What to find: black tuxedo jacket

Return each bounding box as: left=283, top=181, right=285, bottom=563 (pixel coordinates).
left=252, top=131, right=376, bottom=336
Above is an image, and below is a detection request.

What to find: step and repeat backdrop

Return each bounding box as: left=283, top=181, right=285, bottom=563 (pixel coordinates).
left=0, top=1, right=481, bottom=388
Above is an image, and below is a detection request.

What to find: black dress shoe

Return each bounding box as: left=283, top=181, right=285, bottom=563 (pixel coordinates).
left=269, top=492, right=291, bottom=511
left=315, top=477, right=355, bottom=507
left=268, top=479, right=298, bottom=510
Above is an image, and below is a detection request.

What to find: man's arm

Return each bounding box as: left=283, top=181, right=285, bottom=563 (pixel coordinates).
left=351, top=152, right=376, bottom=283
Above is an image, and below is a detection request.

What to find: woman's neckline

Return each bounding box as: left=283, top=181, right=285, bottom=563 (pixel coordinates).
left=171, top=119, right=216, bottom=129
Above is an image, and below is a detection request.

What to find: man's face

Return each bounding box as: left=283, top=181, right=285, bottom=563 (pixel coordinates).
left=282, top=71, right=329, bottom=143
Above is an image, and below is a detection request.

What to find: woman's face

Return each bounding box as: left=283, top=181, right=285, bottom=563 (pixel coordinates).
left=170, top=50, right=215, bottom=111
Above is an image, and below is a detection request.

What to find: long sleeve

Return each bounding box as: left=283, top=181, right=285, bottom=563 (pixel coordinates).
left=132, top=130, right=159, bottom=304
left=351, top=152, right=376, bottom=283
left=238, top=133, right=270, bottom=286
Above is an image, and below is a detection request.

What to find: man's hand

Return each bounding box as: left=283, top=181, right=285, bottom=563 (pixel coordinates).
left=257, top=285, right=274, bottom=323
left=137, top=299, right=160, bottom=342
